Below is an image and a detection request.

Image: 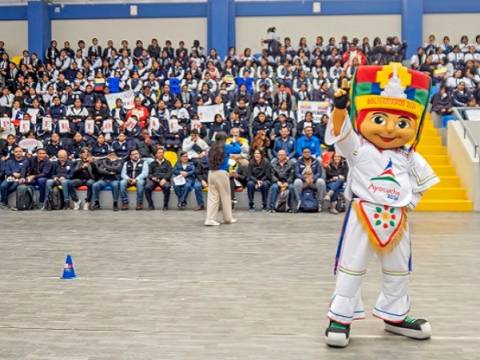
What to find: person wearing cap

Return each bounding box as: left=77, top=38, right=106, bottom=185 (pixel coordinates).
left=324, top=63, right=439, bottom=347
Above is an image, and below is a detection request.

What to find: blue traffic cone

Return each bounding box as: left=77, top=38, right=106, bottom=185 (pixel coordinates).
left=61, top=255, right=76, bottom=279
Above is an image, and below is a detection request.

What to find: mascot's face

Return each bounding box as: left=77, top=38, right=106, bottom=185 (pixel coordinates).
left=359, top=109, right=417, bottom=149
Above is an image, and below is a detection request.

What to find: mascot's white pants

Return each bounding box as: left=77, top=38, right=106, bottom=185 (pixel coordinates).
left=328, top=204, right=411, bottom=324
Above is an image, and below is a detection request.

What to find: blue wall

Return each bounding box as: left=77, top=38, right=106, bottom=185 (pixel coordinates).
left=0, top=0, right=479, bottom=58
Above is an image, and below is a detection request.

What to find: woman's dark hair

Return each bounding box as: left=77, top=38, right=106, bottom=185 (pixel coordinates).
left=208, top=132, right=227, bottom=170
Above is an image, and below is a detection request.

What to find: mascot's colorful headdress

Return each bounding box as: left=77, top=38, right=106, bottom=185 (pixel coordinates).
left=349, top=63, right=431, bottom=150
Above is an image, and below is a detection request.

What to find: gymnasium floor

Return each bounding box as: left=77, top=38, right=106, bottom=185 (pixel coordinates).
left=0, top=210, right=479, bottom=359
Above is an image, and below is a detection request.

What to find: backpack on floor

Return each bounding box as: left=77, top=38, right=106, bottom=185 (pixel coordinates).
left=299, top=188, right=319, bottom=213
left=336, top=192, right=347, bottom=213
left=274, top=188, right=290, bottom=213
left=16, top=185, right=35, bottom=211
left=47, top=186, right=64, bottom=210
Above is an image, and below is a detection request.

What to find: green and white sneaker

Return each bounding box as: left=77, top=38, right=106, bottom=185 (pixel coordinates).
left=325, top=320, right=350, bottom=348
left=384, top=316, right=432, bottom=340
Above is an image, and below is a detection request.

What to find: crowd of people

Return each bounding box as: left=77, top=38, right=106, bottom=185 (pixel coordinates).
left=412, top=34, right=480, bottom=114
left=0, top=32, right=477, bottom=213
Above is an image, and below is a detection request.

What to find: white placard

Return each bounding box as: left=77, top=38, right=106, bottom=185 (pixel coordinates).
left=58, top=119, right=70, bottom=133
left=19, top=120, right=30, bottom=133
left=149, top=117, right=160, bottom=132
left=297, top=101, right=331, bottom=123
left=191, top=119, right=202, bottom=130
left=197, top=104, right=225, bottom=123
left=42, top=117, right=52, bottom=132
left=85, top=119, right=95, bottom=134
left=0, top=117, right=10, bottom=129
left=105, top=90, right=135, bottom=111
left=124, top=117, right=137, bottom=131
left=27, top=108, right=39, bottom=124
left=102, top=119, right=113, bottom=133
left=173, top=174, right=186, bottom=186
left=18, top=138, right=39, bottom=153
left=168, top=118, right=181, bottom=133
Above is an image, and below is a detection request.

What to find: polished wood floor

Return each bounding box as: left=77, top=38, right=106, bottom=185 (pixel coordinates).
left=0, top=209, right=478, bottom=359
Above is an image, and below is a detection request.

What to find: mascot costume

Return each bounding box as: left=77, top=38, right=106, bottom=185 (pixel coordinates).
left=324, top=63, right=439, bottom=347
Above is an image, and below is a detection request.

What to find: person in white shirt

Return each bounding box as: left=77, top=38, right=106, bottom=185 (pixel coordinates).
left=182, top=129, right=209, bottom=161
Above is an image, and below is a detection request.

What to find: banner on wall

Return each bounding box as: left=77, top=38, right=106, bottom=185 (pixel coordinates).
left=197, top=104, right=225, bottom=123
left=297, top=101, right=331, bottom=123
left=105, top=91, right=135, bottom=111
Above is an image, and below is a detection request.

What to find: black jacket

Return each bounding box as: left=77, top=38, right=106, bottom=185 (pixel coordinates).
left=195, top=158, right=209, bottom=183
left=270, top=159, right=294, bottom=183
left=248, top=159, right=271, bottom=182
left=73, top=159, right=97, bottom=180
left=27, top=157, right=52, bottom=179
left=326, top=161, right=348, bottom=182
left=95, top=158, right=123, bottom=180
left=148, top=159, right=173, bottom=181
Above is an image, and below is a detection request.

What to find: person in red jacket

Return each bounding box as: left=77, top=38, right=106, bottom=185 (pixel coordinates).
left=126, top=97, right=149, bottom=128
left=342, top=43, right=367, bottom=66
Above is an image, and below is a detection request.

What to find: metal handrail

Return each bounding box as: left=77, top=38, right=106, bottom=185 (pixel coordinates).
left=452, top=107, right=480, bottom=159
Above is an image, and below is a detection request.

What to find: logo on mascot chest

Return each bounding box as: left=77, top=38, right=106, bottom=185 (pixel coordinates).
left=368, top=159, right=400, bottom=201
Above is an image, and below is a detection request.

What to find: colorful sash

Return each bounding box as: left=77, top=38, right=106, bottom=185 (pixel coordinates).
left=353, top=200, right=407, bottom=254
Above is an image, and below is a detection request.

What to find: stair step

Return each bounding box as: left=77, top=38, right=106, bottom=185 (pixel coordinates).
left=416, top=199, right=473, bottom=212
left=429, top=165, right=456, bottom=176
left=422, top=155, right=450, bottom=166
left=423, top=187, right=468, bottom=200
left=419, top=137, right=442, bottom=146
left=417, top=146, right=447, bottom=155
left=437, top=176, right=461, bottom=187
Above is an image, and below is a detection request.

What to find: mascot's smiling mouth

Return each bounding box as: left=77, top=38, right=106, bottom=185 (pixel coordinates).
left=378, top=136, right=396, bottom=143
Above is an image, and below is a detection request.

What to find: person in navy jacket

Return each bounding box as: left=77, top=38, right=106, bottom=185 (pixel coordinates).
left=112, top=132, right=131, bottom=160
left=44, top=133, right=65, bottom=159
left=0, top=146, right=28, bottom=208
left=172, top=151, right=204, bottom=210
left=43, top=149, right=76, bottom=209
left=91, top=133, right=110, bottom=158
left=25, top=148, right=51, bottom=205
left=272, top=127, right=296, bottom=160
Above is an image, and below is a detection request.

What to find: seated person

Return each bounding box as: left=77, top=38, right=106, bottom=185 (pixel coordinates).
left=229, top=161, right=249, bottom=207
left=182, top=129, right=208, bottom=162
left=172, top=151, right=204, bottom=210
left=111, top=132, right=131, bottom=160
left=272, top=126, right=296, bottom=161
left=247, top=149, right=271, bottom=212
left=25, top=148, right=52, bottom=206
left=226, top=127, right=250, bottom=166
left=324, top=153, right=348, bottom=214
left=195, top=152, right=209, bottom=193
left=293, top=147, right=326, bottom=211
left=119, top=149, right=148, bottom=210
left=70, top=147, right=97, bottom=210
left=270, top=149, right=295, bottom=212
left=145, top=147, right=173, bottom=210
left=135, top=129, right=157, bottom=162
left=0, top=146, right=28, bottom=208
left=91, top=133, right=111, bottom=158
left=44, top=149, right=76, bottom=210
left=91, top=149, right=123, bottom=211
left=296, top=126, right=321, bottom=158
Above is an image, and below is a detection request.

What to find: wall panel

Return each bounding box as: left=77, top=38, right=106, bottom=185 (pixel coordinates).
left=0, top=20, right=28, bottom=55
left=51, top=18, right=207, bottom=50
left=423, top=14, right=480, bottom=45
left=236, top=15, right=401, bottom=53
